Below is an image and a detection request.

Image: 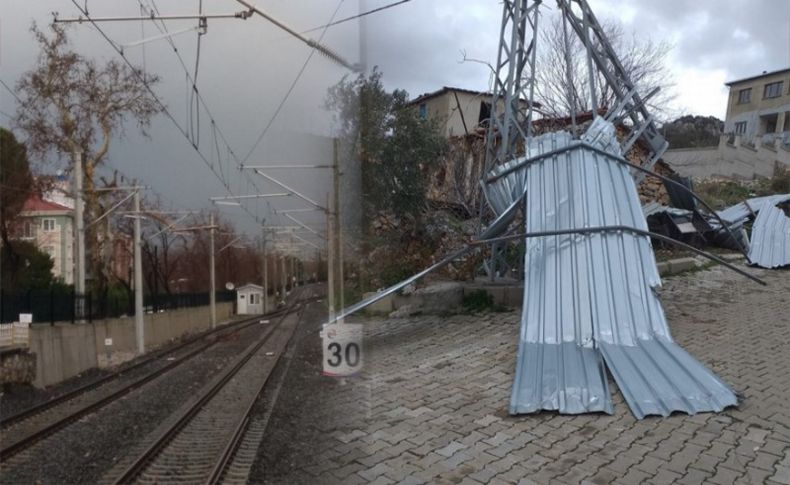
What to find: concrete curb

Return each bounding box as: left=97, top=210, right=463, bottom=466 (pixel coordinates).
left=365, top=253, right=746, bottom=317
left=657, top=252, right=744, bottom=277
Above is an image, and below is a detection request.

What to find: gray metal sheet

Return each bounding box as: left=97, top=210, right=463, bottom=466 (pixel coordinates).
left=717, top=194, right=790, bottom=224
left=748, top=203, right=790, bottom=268
left=599, top=339, right=737, bottom=419
left=642, top=202, right=692, bottom=218
left=510, top=342, right=612, bottom=415
left=508, top=121, right=737, bottom=418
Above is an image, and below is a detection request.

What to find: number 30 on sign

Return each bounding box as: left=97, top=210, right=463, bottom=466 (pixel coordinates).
left=321, top=324, right=363, bottom=377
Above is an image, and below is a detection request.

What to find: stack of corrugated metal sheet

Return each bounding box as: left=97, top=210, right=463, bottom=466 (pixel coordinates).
left=748, top=203, right=790, bottom=268
left=717, top=194, right=790, bottom=224
left=495, top=119, right=737, bottom=419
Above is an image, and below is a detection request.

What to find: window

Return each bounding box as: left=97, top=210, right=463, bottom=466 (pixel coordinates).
left=22, top=221, right=36, bottom=239
left=764, top=81, right=783, bottom=99
left=737, top=88, right=751, bottom=104
left=418, top=103, right=427, bottom=120
left=42, top=218, right=56, bottom=232
left=249, top=294, right=256, bottom=305
left=734, top=121, right=747, bottom=135
left=478, top=101, right=492, bottom=124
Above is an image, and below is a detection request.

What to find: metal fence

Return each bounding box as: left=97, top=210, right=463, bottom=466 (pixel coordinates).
left=0, top=290, right=234, bottom=324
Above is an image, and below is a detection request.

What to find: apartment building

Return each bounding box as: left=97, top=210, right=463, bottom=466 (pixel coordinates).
left=724, top=67, right=790, bottom=145
left=664, top=68, right=790, bottom=180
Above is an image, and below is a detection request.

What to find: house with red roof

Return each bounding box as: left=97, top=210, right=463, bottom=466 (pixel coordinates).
left=14, top=195, right=75, bottom=285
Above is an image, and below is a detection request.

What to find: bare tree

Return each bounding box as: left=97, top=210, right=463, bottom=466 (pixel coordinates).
left=534, top=15, right=675, bottom=120
left=14, top=23, right=162, bottom=293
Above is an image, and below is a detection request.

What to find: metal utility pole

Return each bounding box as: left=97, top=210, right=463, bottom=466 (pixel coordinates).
left=479, top=0, right=542, bottom=282
left=261, top=225, right=268, bottom=313
left=209, top=213, right=216, bottom=329
left=133, top=189, right=144, bottom=354
left=280, top=255, right=287, bottom=301
left=326, top=194, right=335, bottom=320
left=332, top=139, right=345, bottom=317
left=74, top=151, right=86, bottom=298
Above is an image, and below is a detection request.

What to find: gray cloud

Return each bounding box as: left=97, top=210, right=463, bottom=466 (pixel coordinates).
left=1, top=0, right=784, bottom=235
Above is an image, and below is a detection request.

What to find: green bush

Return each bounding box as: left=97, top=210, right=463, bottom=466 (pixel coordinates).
left=694, top=181, right=752, bottom=209
left=461, top=289, right=507, bottom=313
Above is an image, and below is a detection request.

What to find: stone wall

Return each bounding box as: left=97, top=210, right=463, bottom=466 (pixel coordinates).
left=29, top=302, right=235, bottom=388
left=0, top=347, right=36, bottom=385
left=664, top=136, right=790, bottom=180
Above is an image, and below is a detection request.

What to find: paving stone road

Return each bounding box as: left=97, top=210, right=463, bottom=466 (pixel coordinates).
left=264, top=264, right=789, bottom=484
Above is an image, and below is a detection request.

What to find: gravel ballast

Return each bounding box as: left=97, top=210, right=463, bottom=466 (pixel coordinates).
left=2, top=320, right=269, bottom=485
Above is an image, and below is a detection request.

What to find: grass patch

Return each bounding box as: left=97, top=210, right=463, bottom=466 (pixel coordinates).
left=461, top=289, right=508, bottom=313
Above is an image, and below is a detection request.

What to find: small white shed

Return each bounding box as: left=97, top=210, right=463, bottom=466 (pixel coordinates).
left=236, top=284, right=264, bottom=315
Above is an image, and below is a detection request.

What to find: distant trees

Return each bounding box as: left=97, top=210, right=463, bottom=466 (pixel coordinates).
left=0, top=128, right=34, bottom=249
left=661, top=115, right=724, bottom=148
left=325, top=68, right=447, bottom=222
left=13, top=23, right=162, bottom=294
left=0, top=128, right=63, bottom=291
left=534, top=16, right=675, bottom=119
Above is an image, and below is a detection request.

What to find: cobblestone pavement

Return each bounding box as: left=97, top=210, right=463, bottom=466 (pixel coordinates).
left=263, top=265, right=789, bottom=484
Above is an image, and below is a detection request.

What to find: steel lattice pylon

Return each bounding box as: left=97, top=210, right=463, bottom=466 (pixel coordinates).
left=482, top=0, right=541, bottom=192
left=479, top=0, right=670, bottom=279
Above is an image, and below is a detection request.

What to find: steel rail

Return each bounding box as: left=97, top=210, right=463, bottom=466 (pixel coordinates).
left=204, top=306, right=305, bottom=484
left=0, top=310, right=291, bottom=430
left=111, top=291, right=307, bottom=484
left=0, top=311, right=299, bottom=461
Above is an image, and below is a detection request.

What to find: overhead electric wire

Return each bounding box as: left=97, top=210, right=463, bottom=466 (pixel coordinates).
left=142, top=0, right=269, bottom=203
left=240, top=0, right=345, bottom=164
left=0, top=78, right=22, bottom=105
left=301, top=0, right=413, bottom=33
left=69, top=0, right=260, bottom=224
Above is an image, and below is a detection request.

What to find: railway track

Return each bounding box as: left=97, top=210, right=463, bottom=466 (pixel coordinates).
left=105, top=292, right=310, bottom=484
left=0, top=302, right=303, bottom=462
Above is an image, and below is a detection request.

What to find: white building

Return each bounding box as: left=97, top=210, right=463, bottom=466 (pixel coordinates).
left=236, top=284, right=264, bottom=315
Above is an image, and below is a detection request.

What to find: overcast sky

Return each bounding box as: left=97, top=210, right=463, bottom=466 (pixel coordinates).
left=1, top=0, right=788, bottom=237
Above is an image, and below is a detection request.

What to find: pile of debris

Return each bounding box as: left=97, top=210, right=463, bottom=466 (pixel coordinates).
left=644, top=184, right=790, bottom=268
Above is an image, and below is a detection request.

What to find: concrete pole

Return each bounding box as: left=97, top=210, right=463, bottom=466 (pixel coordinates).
left=333, top=139, right=345, bottom=317
left=133, top=190, right=144, bottom=354
left=289, top=235, right=296, bottom=287
left=261, top=225, right=268, bottom=313
left=209, top=213, right=216, bottom=329
left=280, top=255, right=286, bottom=300
left=359, top=0, right=368, bottom=74
left=74, top=150, right=86, bottom=297
left=326, top=194, right=335, bottom=321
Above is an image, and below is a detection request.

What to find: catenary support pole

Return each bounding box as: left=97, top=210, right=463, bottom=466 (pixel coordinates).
left=209, top=213, right=216, bottom=328
left=261, top=225, right=268, bottom=313
left=133, top=189, right=144, bottom=354
left=74, top=151, right=86, bottom=302
left=333, top=138, right=345, bottom=321
left=326, top=193, right=335, bottom=321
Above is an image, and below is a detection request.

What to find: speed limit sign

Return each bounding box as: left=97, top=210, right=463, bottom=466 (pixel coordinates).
left=321, top=324, right=363, bottom=377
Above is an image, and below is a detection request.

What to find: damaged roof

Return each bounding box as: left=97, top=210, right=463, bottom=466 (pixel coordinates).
left=496, top=119, right=737, bottom=419
left=748, top=203, right=790, bottom=268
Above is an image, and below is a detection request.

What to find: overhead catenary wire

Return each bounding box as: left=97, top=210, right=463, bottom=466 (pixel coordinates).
left=300, top=0, right=413, bottom=33
left=69, top=0, right=260, bottom=225
left=240, top=0, right=346, bottom=164
left=140, top=0, right=272, bottom=215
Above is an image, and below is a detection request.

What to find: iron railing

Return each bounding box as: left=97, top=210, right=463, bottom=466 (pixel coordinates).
left=0, top=290, right=234, bottom=324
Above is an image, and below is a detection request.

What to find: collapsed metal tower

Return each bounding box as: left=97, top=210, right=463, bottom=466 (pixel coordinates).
left=328, top=0, right=755, bottom=419
left=482, top=0, right=669, bottom=200
left=480, top=0, right=735, bottom=417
